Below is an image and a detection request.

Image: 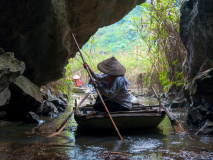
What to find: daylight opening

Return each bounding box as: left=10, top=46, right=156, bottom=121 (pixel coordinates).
left=65, top=0, right=185, bottom=97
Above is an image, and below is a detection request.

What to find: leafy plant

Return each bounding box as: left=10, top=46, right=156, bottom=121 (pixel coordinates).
left=127, top=0, right=187, bottom=92
left=56, top=78, right=74, bottom=101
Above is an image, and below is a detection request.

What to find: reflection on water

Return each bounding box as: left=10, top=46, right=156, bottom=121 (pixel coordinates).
left=0, top=94, right=213, bottom=159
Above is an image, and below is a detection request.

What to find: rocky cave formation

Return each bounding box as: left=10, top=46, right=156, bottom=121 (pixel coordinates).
left=180, top=0, right=213, bottom=127
left=0, top=0, right=145, bottom=86
left=0, top=0, right=145, bottom=121
left=0, top=0, right=213, bottom=128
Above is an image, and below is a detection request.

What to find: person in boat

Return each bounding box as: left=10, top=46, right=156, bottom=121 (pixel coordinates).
left=72, top=75, right=82, bottom=87
left=83, top=56, right=132, bottom=112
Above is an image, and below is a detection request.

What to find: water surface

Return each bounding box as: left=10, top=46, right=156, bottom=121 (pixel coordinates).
left=0, top=94, right=213, bottom=159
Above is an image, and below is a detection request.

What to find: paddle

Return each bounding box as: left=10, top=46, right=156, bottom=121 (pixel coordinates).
left=72, top=33, right=124, bottom=141
left=151, top=87, right=185, bottom=133
left=47, top=92, right=90, bottom=138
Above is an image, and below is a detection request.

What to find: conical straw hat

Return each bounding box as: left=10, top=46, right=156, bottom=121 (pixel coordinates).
left=73, top=75, right=80, bottom=79
left=97, top=57, right=126, bottom=76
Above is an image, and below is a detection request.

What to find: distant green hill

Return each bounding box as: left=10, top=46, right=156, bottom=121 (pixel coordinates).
left=83, top=5, right=144, bottom=54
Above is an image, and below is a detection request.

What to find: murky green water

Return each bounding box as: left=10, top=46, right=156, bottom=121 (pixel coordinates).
left=0, top=94, right=213, bottom=159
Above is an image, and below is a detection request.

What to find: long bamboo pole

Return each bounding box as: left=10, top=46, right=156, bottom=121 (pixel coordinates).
left=151, top=87, right=185, bottom=133
left=72, top=33, right=124, bottom=141
left=47, top=93, right=90, bottom=138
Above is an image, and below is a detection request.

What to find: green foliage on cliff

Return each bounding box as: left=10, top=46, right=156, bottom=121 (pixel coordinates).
left=83, top=5, right=144, bottom=54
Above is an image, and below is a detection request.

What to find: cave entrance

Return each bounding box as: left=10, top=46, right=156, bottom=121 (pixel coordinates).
left=67, top=0, right=186, bottom=94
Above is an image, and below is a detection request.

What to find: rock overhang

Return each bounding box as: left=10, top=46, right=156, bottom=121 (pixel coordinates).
left=0, top=0, right=145, bottom=86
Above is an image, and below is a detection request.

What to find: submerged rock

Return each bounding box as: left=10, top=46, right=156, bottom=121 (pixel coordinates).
left=24, top=111, right=43, bottom=124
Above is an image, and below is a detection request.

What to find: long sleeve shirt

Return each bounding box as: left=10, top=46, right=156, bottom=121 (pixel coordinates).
left=93, top=72, right=132, bottom=110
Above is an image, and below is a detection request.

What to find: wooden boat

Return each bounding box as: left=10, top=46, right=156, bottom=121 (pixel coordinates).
left=74, top=103, right=165, bottom=130
left=72, top=87, right=90, bottom=93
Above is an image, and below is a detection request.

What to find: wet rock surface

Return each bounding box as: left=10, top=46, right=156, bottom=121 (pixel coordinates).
left=190, top=68, right=213, bottom=105
left=41, top=89, right=68, bottom=116
left=180, top=0, right=213, bottom=127
left=180, top=0, right=213, bottom=82
left=24, top=111, right=42, bottom=124
left=164, top=83, right=188, bottom=108
left=186, top=69, right=213, bottom=126
left=42, top=100, right=58, bottom=116
left=187, top=105, right=213, bottom=126
left=49, top=98, right=67, bottom=111
left=196, top=119, right=213, bottom=135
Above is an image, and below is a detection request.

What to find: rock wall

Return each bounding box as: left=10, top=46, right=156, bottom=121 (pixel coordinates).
left=180, top=0, right=213, bottom=82
left=0, top=48, right=25, bottom=110
left=0, top=0, right=145, bottom=86
left=180, top=0, right=213, bottom=126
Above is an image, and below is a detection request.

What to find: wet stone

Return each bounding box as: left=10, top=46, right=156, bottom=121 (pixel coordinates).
left=0, top=87, right=10, bottom=107
left=0, top=48, right=25, bottom=92
left=196, top=119, right=213, bottom=135
left=42, top=100, right=58, bottom=116
left=24, top=112, right=41, bottom=124
left=49, top=98, right=67, bottom=110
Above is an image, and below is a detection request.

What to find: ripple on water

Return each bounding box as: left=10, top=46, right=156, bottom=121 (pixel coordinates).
left=171, top=141, right=182, bottom=145
left=127, top=137, right=163, bottom=153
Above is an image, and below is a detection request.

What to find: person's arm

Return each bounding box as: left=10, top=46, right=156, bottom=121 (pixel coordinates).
left=83, top=63, right=94, bottom=76
left=83, top=62, right=107, bottom=82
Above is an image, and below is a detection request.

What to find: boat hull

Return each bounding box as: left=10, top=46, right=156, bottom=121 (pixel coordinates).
left=72, top=87, right=88, bottom=93
left=74, top=110, right=165, bottom=130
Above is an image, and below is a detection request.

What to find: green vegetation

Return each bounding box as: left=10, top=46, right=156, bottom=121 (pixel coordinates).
left=135, top=0, right=186, bottom=91
left=56, top=0, right=186, bottom=97
left=83, top=5, right=143, bottom=54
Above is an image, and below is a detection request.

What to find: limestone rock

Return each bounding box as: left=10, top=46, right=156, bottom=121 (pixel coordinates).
left=180, top=0, right=213, bottom=82
left=24, top=111, right=41, bottom=124
left=180, top=0, right=213, bottom=126
left=0, top=0, right=145, bottom=86
left=42, top=100, right=58, bottom=116
left=188, top=105, right=208, bottom=125
left=196, top=119, right=213, bottom=135
left=0, top=87, right=11, bottom=107
left=49, top=97, right=67, bottom=111
left=0, top=48, right=25, bottom=92
left=190, top=68, right=213, bottom=105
